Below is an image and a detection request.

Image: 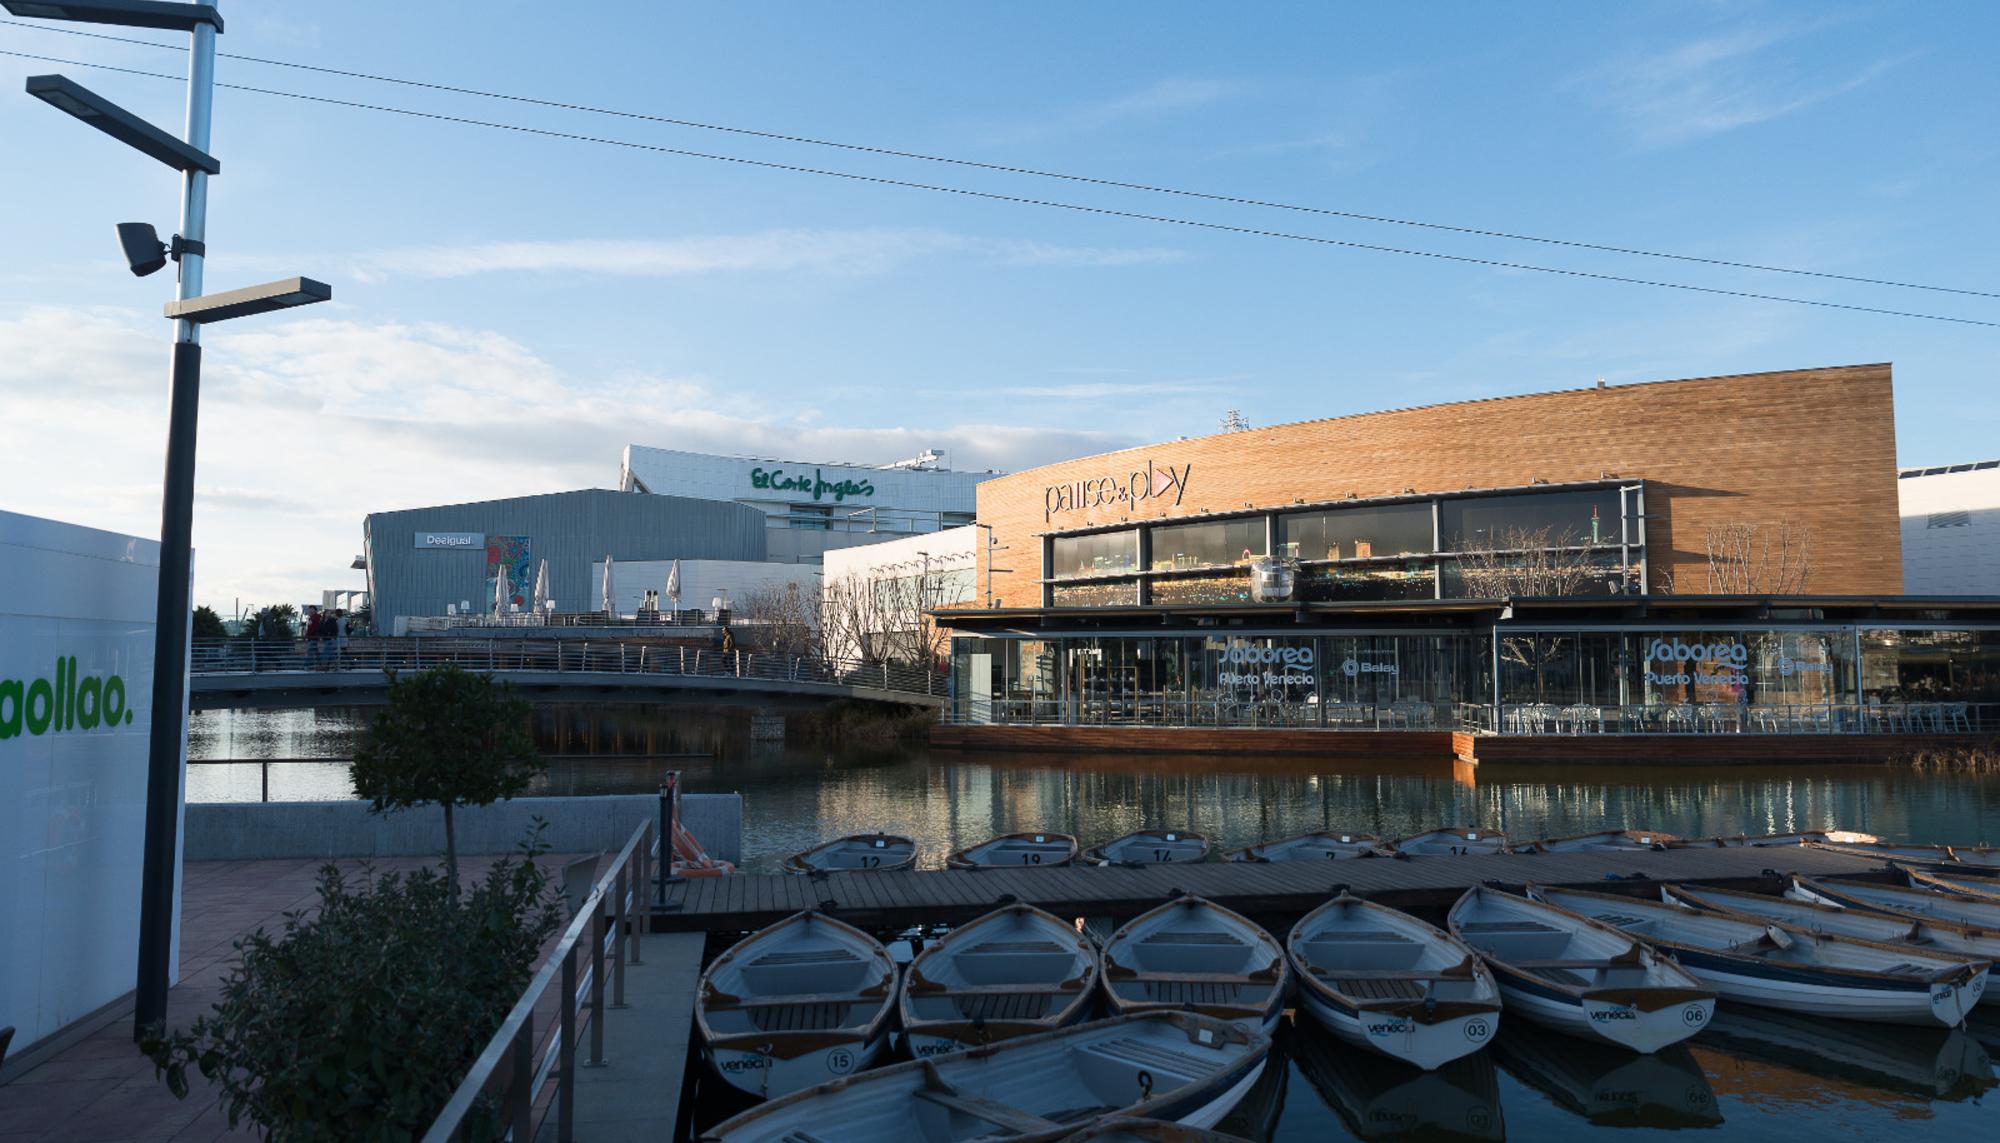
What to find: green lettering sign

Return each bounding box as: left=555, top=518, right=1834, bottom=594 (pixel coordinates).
left=749, top=467, right=876, bottom=502
left=0, top=657, right=136, bottom=740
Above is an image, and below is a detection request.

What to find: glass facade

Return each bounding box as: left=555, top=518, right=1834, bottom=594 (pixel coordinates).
left=950, top=623, right=2000, bottom=735
left=1042, top=483, right=1642, bottom=607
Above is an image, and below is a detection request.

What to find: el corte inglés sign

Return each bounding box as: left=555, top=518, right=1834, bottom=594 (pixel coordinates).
left=751, top=466, right=876, bottom=502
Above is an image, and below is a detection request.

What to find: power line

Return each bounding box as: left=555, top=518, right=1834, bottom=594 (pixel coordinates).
left=2, top=46, right=1995, bottom=330
left=4, top=15, right=1994, bottom=302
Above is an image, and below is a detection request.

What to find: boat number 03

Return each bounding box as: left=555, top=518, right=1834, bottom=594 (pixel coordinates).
left=1462, top=1018, right=1492, bottom=1041
left=1681, top=1004, right=1708, bottom=1027
left=826, top=1048, right=855, bottom=1073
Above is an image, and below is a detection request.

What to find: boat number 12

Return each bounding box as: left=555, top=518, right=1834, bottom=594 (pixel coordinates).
left=860, top=855, right=881, bottom=868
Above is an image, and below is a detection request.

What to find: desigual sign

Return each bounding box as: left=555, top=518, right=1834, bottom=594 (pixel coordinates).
left=415, top=531, right=483, bottom=549
left=751, top=466, right=876, bottom=502
left=1044, top=460, right=1191, bottom=521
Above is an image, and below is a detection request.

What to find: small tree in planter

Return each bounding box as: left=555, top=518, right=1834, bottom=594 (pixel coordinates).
left=350, top=664, right=544, bottom=895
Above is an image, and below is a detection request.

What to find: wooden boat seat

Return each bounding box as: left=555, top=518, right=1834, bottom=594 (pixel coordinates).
left=1109, top=968, right=1274, bottom=985
left=1459, top=921, right=1560, bottom=934
left=969, top=941, right=1066, bottom=954
left=1128, top=981, right=1249, bottom=1007
left=1074, top=1035, right=1207, bottom=1083
left=1328, top=977, right=1427, bottom=1001
left=1301, top=929, right=1414, bottom=943
left=749, top=1003, right=857, bottom=1033
left=950, top=993, right=1054, bottom=1021
left=1510, top=958, right=1630, bottom=969
left=1309, top=966, right=1470, bottom=981
left=708, top=991, right=869, bottom=1009
left=912, top=982, right=1086, bottom=998
left=1142, top=931, right=1245, bottom=946
left=912, top=1088, right=1059, bottom=1134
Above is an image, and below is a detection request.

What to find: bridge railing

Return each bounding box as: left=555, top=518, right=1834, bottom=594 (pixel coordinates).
left=190, top=638, right=946, bottom=698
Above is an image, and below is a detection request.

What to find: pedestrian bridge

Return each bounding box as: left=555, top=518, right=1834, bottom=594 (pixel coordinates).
left=187, top=637, right=947, bottom=711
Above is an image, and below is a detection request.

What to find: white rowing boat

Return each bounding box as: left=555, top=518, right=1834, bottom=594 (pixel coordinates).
left=1288, top=893, right=1500, bottom=1070
left=1102, top=896, right=1288, bottom=1034
left=1392, top=827, right=1509, bottom=857
left=697, top=910, right=898, bottom=1100
left=1531, top=884, right=1987, bottom=1027
left=1669, top=829, right=1878, bottom=849
left=900, top=904, right=1100, bottom=1058
left=1056, top=1117, right=1244, bottom=1142
left=1086, top=830, right=1212, bottom=866
left=1811, top=839, right=2000, bottom=871
left=1669, top=881, right=2000, bottom=1008
left=1790, top=873, right=2000, bottom=931
left=1906, top=866, right=2000, bottom=900
left=1699, top=1005, right=1997, bottom=1101
left=1226, top=830, right=1387, bottom=862
left=700, top=1012, right=1271, bottom=1142
left=1291, top=1022, right=1505, bottom=1142
left=783, top=833, right=917, bottom=874
left=1514, top=829, right=1676, bottom=854
left=1447, top=887, right=1712, bottom=1053
left=947, top=832, right=1080, bottom=870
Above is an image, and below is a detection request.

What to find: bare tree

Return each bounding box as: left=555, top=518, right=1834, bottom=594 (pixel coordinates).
left=1455, top=526, right=1604, bottom=700
left=820, top=555, right=974, bottom=667
left=735, top=581, right=821, bottom=659
left=1700, top=520, right=1813, bottom=594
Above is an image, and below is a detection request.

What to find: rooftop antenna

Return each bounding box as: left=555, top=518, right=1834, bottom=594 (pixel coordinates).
left=883, top=447, right=945, bottom=470
left=1220, top=409, right=1251, bottom=433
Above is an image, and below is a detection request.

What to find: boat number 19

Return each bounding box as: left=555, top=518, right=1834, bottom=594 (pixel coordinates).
left=1022, top=852, right=1042, bottom=864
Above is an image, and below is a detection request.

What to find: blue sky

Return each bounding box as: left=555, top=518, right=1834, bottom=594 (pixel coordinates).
left=1, top=1, right=1995, bottom=610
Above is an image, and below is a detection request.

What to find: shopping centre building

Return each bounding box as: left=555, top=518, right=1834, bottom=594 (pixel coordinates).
left=934, top=364, right=2000, bottom=758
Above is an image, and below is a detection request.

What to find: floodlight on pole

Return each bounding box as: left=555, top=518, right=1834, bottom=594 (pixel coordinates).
left=24, top=76, right=220, bottom=173
left=164, top=276, right=331, bottom=324
left=0, top=0, right=221, bottom=32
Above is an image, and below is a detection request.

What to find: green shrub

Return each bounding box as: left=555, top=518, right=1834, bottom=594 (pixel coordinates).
left=143, top=850, right=563, bottom=1141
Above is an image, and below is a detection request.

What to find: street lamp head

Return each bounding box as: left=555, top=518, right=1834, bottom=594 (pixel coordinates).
left=116, top=221, right=167, bottom=277
left=163, top=276, right=332, bottom=324
left=25, top=76, right=220, bottom=173
left=0, top=1, right=222, bottom=32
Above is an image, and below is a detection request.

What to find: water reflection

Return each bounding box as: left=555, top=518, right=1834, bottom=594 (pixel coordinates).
left=1292, top=1022, right=1504, bottom=1141
left=1491, top=1023, right=1721, bottom=1129
left=1696, top=1007, right=1997, bottom=1103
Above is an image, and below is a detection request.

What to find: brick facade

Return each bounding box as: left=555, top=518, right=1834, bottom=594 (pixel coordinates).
left=974, top=364, right=1901, bottom=605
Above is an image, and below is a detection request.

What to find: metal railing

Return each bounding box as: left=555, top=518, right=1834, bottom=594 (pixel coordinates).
left=942, top=696, right=1479, bottom=731
left=1488, top=700, right=1996, bottom=736
left=190, top=637, right=945, bottom=698
left=422, top=815, right=653, bottom=1143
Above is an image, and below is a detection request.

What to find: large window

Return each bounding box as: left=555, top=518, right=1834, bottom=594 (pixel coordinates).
left=1440, top=489, right=1624, bottom=551
left=1279, top=503, right=1432, bottom=562
left=1052, top=581, right=1137, bottom=607
left=1296, top=563, right=1435, bottom=601
left=1861, top=629, right=2000, bottom=703
left=1149, top=518, right=1266, bottom=571
left=1052, top=529, right=1138, bottom=580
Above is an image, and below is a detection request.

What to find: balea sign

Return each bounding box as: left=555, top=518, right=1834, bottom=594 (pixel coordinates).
left=0, top=655, right=135, bottom=739
left=1044, top=459, right=1191, bottom=521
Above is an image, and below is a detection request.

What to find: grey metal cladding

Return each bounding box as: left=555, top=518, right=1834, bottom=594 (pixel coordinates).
left=362, top=489, right=767, bottom=620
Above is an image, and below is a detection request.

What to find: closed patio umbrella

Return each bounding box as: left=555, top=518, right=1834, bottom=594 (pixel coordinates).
left=493, top=563, right=510, bottom=621
left=602, top=555, right=615, bottom=617
left=532, top=558, right=550, bottom=616
left=665, top=559, right=681, bottom=615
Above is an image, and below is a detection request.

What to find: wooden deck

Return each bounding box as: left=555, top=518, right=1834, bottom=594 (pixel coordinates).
left=931, top=724, right=1454, bottom=756
left=652, top=844, right=1892, bottom=934
left=1455, top=731, right=2000, bottom=765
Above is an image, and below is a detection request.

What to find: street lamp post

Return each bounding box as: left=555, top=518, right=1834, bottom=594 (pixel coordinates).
left=7, top=0, right=330, bottom=1038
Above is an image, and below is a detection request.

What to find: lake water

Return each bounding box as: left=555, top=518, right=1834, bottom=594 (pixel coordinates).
left=190, top=704, right=2000, bottom=1140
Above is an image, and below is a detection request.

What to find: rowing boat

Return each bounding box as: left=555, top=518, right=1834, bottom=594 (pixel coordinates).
left=1226, top=830, right=1387, bottom=862
left=700, top=1012, right=1271, bottom=1142
left=1086, top=830, right=1212, bottom=866
left=1055, top=1119, right=1244, bottom=1142
left=947, top=832, right=1081, bottom=870
left=1668, top=881, right=2000, bottom=1008
left=1289, top=893, right=1501, bottom=1070
left=1447, top=887, right=1712, bottom=1052
left=900, top=903, right=1100, bottom=1058
left=697, top=910, right=898, bottom=1100
left=1514, top=829, right=1676, bottom=854
left=1291, top=1021, right=1504, bottom=1142
left=1906, top=866, right=2000, bottom=899
left=1669, top=829, right=1877, bottom=848
left=1392, top=827, right=1509, bottom=857
left=1789, top=873, right=2000, bottom=931
left=1698, top=1004, right=1997, bottom=1101
left=783, top=833, right=917, bottom=874
left=1810, top=840, right=2000, bottom=872
left=1531, top=884, right=1987, bottom=1026
left=1102, top=896, right=1288, bottom=1033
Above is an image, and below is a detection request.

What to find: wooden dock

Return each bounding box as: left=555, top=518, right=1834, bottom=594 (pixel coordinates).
left=652, top=844, right=1893, bottom=934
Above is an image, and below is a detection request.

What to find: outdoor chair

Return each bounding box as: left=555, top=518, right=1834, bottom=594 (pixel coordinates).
left=1945, top=702, right=1973, bottom=732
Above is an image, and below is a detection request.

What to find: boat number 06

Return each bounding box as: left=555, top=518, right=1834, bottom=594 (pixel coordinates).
left=1462, top=1018, right=1491, bottom=1041
left=826, top=1048, right=855, bottom=1073
left=1681, top=1004, right=1708, bottom=1027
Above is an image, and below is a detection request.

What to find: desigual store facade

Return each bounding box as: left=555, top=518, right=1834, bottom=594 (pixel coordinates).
left=935, top=365, right=2000, bottom=755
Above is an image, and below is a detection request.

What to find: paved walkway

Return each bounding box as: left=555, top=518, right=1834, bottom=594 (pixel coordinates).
left=0, top=854, right=579, bottom=1143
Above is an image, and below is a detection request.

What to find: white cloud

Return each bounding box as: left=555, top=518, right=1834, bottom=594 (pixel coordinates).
left=0, top=306, right=1132, bottom=609
left=983, top=77, right=1248, bottom=145
left=1572, top=23, right=1911, bottom=148
left=346, top=228, right=1181, bottom=281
